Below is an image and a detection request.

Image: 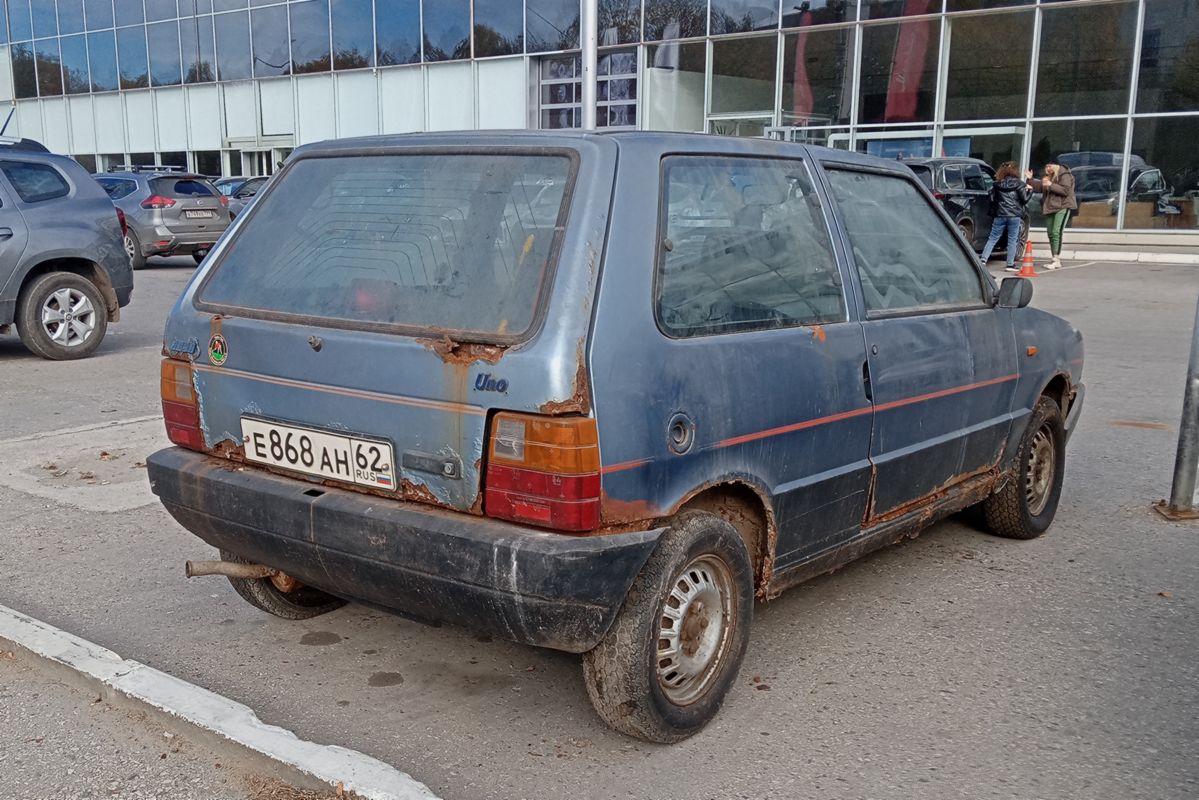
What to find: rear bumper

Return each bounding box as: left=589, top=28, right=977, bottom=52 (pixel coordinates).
left=140, top=228, right=225, bottom=255
left=147, top=447, right=662, bottom=653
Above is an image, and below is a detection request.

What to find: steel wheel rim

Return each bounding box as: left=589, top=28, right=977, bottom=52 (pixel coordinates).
left=656, top=554, right=736, bottom=706
left=124, top=234, right=136, bottom=260
left=1025, top=426, right=1056, bottom=517
left=40, top=287, right=96, bottom=348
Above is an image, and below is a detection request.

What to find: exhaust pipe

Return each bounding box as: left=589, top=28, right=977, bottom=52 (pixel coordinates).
left=185, top=560, right=277, bottom=580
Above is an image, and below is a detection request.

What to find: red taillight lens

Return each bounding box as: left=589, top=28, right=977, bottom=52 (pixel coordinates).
left=161, top=358, right=204, bottom=451
left=219, top=196, right=229, bottom=207
left=932, top=191, right=945, bottom=200
left=115, top=207, right=127, bottom=236
left=484, top=414, right=600, bottom=532
left=141, top=195, right=176, bottom=209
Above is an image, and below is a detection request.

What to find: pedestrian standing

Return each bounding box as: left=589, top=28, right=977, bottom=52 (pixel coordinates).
left=980, top=161, right=1032, bottom=272
left=1026, top=162, right=1077, bottom=270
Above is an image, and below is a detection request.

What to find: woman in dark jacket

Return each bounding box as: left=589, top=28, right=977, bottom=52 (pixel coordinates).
left=1026, top=162, right=1077, bottom=269
left=980, top=161, right=1032, bottom=271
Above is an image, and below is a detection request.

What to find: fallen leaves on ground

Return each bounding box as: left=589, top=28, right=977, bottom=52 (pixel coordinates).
left=245, top=776, right=363, bottom=800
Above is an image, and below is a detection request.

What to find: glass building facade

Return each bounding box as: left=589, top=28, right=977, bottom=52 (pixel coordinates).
left=2, top=0, right=1197, bottom=233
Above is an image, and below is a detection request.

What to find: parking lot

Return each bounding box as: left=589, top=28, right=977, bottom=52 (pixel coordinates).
left=1, top=258, right=1197, bottom=799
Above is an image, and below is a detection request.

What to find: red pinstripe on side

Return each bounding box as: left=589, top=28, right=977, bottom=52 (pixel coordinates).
left=599, top=373, right=1022, bottom=472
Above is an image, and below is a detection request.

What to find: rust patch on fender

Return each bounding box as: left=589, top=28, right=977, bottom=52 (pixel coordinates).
left=599, top=492, right=662, bottom=527
left=809, top=324, right=827, bottom=343
left=419, top=332, right=507, bottom=366
left=539, top=338, right=592, bottom=415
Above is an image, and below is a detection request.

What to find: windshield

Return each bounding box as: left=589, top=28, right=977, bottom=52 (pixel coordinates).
left=197, top=152, right=574, bottom=339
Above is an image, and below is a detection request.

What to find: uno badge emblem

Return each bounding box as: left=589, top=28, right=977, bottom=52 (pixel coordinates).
left=208, top=333, right=228, bottom=366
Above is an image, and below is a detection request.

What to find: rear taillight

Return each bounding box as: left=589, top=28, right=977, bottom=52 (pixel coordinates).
left=141, top=195, right=176, bottom=209
left=115, top=207, right=127, bottom=236
left=484, top=413, right=600, bottom=532
left=219, top=196, right=229, bottom=207
left=161, top=358, right=204, bottom=451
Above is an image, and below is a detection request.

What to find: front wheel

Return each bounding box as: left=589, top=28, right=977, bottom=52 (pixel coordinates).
left=982, top=396, right=1066, bottom=539
left=582, top=511, right=754, bottom=743
left=16, top=272, right=108, bottom=360
left=124, top=231, right=147, bottom=269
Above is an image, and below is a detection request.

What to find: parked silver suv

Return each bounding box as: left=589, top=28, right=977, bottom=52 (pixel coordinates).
left=0, top=143, right=132, bottom=359
left=94, top=167, right=231, bottom=268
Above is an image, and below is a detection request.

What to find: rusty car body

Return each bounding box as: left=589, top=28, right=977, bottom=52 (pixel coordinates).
left=147, top=131, right=1084, bottom=742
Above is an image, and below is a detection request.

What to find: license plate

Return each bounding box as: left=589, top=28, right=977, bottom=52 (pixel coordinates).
left=241, top=418, right=396, bottom=491
left=185, top=210, right=214, bottom=219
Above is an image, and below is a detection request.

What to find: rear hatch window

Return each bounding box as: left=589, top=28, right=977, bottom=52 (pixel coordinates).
left=151, top=177, right=217, bottom=197
left=196, top=151, right=575, bottom=341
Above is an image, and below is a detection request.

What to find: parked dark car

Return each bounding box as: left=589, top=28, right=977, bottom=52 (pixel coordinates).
left=148, top=132, right=1085, bottom=743
left=94, top=167, right=231, bottom=268
left=903, top=157, right=1029, bottom=256
left=0, top=146, right=132, bottom=359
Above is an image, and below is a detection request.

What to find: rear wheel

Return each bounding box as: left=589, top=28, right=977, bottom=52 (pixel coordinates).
left=16, top=272, right=108, bottom=360
left=982, top=396, right=1066, bottom=539
left=124, top=230, right=147, bottom=269
left=957, top=220, right=975, bottom=249
left=219, top=549, right=346, bottom=620
left=582, top=511, right=753, bottom=743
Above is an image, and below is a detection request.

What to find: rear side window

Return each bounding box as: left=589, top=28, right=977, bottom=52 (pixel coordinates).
left=963, top=164, right=987, bottom=191
left=198, top=152, right=574, bottom=339
left=942, top=165, right=965, bottom=191
left=0, top=161, right=70, bottom=203
left=96, top=177, right=137, bottom=199
left=656, top=156, right=845, bottom=338
left=824, top=168, right=985, bottom=315
left=152, top=177, right=216, bottom=197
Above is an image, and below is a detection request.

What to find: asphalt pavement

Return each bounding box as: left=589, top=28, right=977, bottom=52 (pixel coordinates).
left=0, top=257, right=1196, bottom=799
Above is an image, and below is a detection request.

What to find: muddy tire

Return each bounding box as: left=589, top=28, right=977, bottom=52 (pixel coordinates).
left=581, top=511, right=753, bottom=743
left=982, top=396, right=1066, bottom=539
left=219, top=549, right=346, bottom=620
left=125, top=231, right=147, bottom=269
left=17, top=272, right=108, bottom=361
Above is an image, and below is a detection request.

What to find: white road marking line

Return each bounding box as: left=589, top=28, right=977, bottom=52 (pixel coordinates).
left=0, top=414, right=162, bottom=446
left=0, top=603, right=439, bottom=800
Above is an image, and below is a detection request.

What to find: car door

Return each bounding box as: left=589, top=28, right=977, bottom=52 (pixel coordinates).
left=819, top=163, right=1018, bottom=522
left=596, top=150, right=875, bottom=568
left=963, top=163, right=993, bottom=246
left=0, top=175, right=30, bottom=319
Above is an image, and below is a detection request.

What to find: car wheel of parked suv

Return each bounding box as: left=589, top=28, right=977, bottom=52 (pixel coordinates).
left=218, top=549, right=346, bottom=620
left=124, top=231, right=147, bottom=270
left=982, top=395, right=1066, bottom=539
left=17, top=272, right=109, bottom=360
left=582, top=511, right=754, bottom=743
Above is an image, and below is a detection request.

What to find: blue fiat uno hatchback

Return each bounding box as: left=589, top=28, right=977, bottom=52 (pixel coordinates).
left=149, top=132, right=1084, bottom=742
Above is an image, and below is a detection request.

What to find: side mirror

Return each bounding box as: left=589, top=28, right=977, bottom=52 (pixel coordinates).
left=997, top=276, right=1034, bottom=309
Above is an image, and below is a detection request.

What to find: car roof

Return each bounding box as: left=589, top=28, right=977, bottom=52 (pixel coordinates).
left=898, top=156, right=989, bottom=168
left=286, top=129, right=915, bottom=176
left=94, top=170, right=208, bottom=181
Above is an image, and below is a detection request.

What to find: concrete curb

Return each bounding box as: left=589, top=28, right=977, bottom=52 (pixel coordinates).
left=0, top=603, right=440, bottom=800
left=1059, top=250, right=1199, bottom=265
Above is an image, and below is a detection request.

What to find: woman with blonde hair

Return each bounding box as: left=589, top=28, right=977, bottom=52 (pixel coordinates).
left=1026, top=162, right=1077, bottom=269
left=980, top=161, right=1032, bottom=271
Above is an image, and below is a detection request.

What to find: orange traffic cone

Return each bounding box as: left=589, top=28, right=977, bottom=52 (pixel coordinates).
left=1017, top=240, right=1037, bottom=277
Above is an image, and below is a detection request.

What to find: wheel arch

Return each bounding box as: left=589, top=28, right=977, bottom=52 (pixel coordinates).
left=674, top=480, right=776, bottom=597
left=18, top=258, right=119, bottom=321
left=1040, top=372, right=1074, bottom=416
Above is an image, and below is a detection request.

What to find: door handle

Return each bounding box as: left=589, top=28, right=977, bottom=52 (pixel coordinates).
left=0, top=228, right=13, bottom=240
left=862, top=360, right=873, bottom=403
